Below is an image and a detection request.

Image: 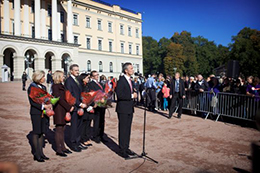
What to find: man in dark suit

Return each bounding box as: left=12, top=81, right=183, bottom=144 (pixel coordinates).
left=88, top=70, right=106, bottom=143
left=116, top=62, right=137, bottom=158
left=169, top=72, right=186, bottom=119
left=65, top=64, right=87, bottom=152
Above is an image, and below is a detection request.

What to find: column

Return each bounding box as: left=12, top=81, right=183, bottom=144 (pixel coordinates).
left=57, top=5, right=61, bottom=41
left=14, top=0, right=21, bottom=36
left=52, top=0, right=58, bottom=41
left=0, top=54, right=3, bottom=79
left=52, top=56, right=62, bottom=71
left=3, top=0, right=10, bottom=34
left=23, top=0, right=29, bottom=37
left=35, top=0, right=41, bottom=39
left=67, top=0, right=73, bottom=43
left=41, top=0, right=46, bottom=39
left=13, top=55, right=25, bottom=79
left=34, top=56, right=45, bottom=71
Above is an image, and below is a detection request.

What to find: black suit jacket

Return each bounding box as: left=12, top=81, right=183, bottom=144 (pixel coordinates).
left=88, top=80, right=104, bottom=92
left=170, top=78, right=185, bottom=97
left=28, top=82, right=47, bottom=115
left=65, top=76, right=82, bottom=110
left=115, top=76, right=134, bottom=114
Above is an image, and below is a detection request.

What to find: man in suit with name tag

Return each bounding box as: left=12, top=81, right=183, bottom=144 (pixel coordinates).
left=116, top=62, right=137, bottom=158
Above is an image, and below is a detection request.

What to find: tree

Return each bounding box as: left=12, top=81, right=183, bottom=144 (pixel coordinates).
left=142, top=36, right=160, bottom=75
left=229, top=27, right=260, bottom=77
left=158, top=37, right=171, bottom=73
left=164, top=42, right=185, bottom=76
left=171, top=31, right=198, bottom=76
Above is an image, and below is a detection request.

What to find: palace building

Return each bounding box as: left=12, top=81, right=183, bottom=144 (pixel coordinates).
left=0, top=0, right=143, bottom=80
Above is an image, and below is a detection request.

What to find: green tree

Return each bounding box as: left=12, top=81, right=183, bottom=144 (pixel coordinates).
left=229, top=27, right=260, bottom=77
left=158, top=37, right=171, bottom=73
left=142, top=36, right=160, bottom=75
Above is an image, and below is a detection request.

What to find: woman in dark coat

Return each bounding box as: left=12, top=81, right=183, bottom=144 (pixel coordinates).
left=52, top=70, right=74, bottom=157
left=28, top=70, right=51, bottom=162
left=78, top=73, right=95, bottom=146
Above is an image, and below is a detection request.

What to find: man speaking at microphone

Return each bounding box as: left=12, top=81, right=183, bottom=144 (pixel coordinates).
left=116, top=62, right=137, bottom=159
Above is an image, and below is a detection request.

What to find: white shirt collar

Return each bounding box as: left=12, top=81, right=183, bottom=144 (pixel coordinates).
left=71, top=74, right=76, bottom=80
left=124, top=74, right=131, bottom=81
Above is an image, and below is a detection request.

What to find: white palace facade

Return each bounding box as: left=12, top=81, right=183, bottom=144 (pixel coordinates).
left=0, top=0, right=143, bottom=80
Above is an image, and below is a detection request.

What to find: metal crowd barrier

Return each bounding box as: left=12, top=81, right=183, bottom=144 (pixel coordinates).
left=181, top=90, right=260, bottom=122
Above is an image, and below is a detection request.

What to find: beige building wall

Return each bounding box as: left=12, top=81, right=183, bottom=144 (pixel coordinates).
left=0, top=0, right=143, bottom=80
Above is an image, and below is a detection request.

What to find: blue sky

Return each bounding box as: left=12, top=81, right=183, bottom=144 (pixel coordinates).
left=106, top=0, right=260, bottom=46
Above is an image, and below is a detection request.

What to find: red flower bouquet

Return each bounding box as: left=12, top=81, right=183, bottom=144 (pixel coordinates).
left=29, top=87, right=59, bottom=117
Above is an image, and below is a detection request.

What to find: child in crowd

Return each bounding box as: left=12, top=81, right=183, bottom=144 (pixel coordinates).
left=162, top=82, right=170, bottom=111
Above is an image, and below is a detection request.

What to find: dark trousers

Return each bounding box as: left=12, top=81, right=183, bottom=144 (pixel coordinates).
left=169, top=92, right=183, bottom=117
left=81, top=113, right=94, bottom=142
left=93, top=109, right=100, bottom=140
left=117, top=113, right=133, bottom=153
left=22, top=80, right=26, bottom=90
left=99, top=108, right=106, bottom=138
left=70, top=111, right=82, bottom=146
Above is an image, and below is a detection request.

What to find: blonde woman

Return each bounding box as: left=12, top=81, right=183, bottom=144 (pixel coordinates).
left=28, top=70, right=51, bottom=162
left=52, top=70, right=74, bottom=157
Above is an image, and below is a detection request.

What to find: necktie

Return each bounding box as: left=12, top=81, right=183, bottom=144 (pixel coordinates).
left=96, top=82, right=103, bottom=90
left=129, top=78, right=133, bottom=92
left=175, top=80, right=179, bottom=92
left=74, top=78, right=80, bottom=86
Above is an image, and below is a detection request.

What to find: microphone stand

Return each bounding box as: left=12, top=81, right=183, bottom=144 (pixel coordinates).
left=126, top=90, right=158, bottom=164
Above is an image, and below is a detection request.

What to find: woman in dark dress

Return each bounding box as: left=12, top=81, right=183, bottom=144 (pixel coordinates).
left=78, top=73, right=95, bottom=146
left=28, top=70, right=51, bottom=162
left=52, top=70, right=74, bottom=157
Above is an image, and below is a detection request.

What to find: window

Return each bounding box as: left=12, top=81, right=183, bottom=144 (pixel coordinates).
left=60, top=11, right=64, bottom=23
left=120, top=25, right=124, bottom=35
left=12, top=20, right=14, bottom=35
left=48, top=29, right=52, bottom=40
left=47, top=5, right=52, bottom=17
left=136, top=28, right=139, bottom=38
left=32, top=26, right=35, bottom=38
left=86, top=17, right=90, bottom=28
left=109, top=62, right=113, bottom=72
left=31, top=0, right=35, bottom=13
left=61, top=33, right=64, bottom=42
left=136, top=64, right=140, bottom=73
left=99, top=61, right=103, bottom=72
left=74, top=35, right=78, bottom=44
left=109, top=41, right=112, bottom=52
left=128, top=27, right=131, bottom=36
left=108, top=22, right=112, bottom=32
left=136, top=45, right=139, bottom=55
left=98, top=20, right=102, bottom=30
left=73, top=14, right=78, bottom=25
left=129, top=44, right=132, bottom=54
left=10, top=0, right=14, bottom=9
left=121, top=43, right=124, bottom=53
left=98, top=40, right=102, bottom=51
left=87, top=60, right=91, bottom=72
left=86, top=38, right=91, bottom=49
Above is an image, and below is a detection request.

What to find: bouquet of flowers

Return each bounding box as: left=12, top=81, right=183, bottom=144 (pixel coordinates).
left=29, top=87, right=59, bottom=117
left=81, top=91, right=99, bottom=113
left=64, top=90, right=76, bottom=121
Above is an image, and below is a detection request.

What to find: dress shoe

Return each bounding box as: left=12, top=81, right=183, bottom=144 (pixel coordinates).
left=34, top=155, right=45, bottom=162
left=83, top=141, right=93, bottom=146
left=71, top=146, right=81, bottom=152
left=101, top=138, right=108, bottom=143
left=118, top=151, right=129, bottom=159
left=93, top=138, right=101, bottom=144
left=78, top=144, right=88, bottom=150
left=56, top=152, right=67, bottom=157
left=177, top=115, right=181, bottom=119
left=41, top=154, right=49, bottom=160
left=126, top=149, right=136, bottom=156
left=63, top=149, right=72, bottom=154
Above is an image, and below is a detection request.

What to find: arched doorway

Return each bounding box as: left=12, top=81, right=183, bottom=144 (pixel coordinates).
left=61, top=53, right=71, bottom=75
left=24, top=49, right=36, bottom=78
left=45, top=52, right=54, bottom=71
left=3, top=48, right=15, bottom=79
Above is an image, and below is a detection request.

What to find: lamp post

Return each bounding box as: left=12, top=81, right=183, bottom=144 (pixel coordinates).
left=24, top=53, right=35, bottom=79
left=64, top=57, right=72, bottom=75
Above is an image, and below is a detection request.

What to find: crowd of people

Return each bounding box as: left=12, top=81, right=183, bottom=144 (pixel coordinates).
left=25, top=63, right=260, bottom=162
